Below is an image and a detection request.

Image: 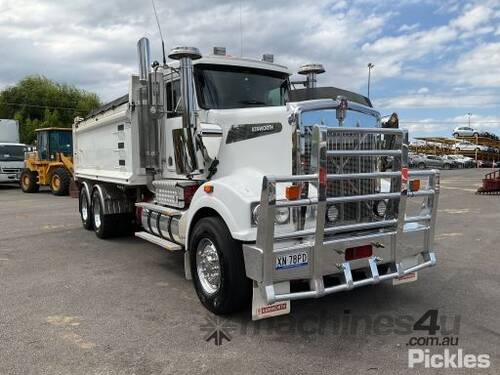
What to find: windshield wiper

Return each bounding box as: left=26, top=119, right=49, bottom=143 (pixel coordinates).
left=238, top=99, right=267, bottom=106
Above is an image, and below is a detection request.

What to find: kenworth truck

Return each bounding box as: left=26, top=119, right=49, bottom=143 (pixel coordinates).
left=73, top=38, right=439, bottom=319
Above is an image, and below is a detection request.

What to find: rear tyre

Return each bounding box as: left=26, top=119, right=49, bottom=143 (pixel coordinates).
left=20, top=170, right=39, bottom=193
left=190, top=216, right=251, bottom=315
left=443, top=163, right=451, bottom=170
left=91, top=189, right=117, bottom=239
left=79, top=188, right=93, bottom=230
left=418, top=162, right=426, bottom=170
left=50, top=168, right=70, bottom=196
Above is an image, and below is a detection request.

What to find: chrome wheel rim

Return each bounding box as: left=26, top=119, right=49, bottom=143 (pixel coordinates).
left=196, top=238, right=221, bottom=295
left=81, top=193, right=88, bottom=221
left=93, top=196, right=101, bottom=229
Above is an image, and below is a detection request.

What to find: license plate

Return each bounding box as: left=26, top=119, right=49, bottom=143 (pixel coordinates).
left=393, top=271, right=418, bottom=285
left=275, top=251, right=308, bottom=270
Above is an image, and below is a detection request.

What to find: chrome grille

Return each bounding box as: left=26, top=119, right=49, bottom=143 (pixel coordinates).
left=1, top=168, right=21, bottom=174
left=301, top=126, right=402, bottom=227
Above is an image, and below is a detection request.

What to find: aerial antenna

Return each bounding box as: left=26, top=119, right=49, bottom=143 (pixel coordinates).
left=239, top=0, right=243, bottom=57
left=151, top=0, right=166, bottom=65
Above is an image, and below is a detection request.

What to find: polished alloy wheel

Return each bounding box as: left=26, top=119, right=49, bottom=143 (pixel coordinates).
left=81, top=193, right=88, bottom=221
left=196, top=238, right=221, bottom=295
left=93, top=196, right=102, bottom=229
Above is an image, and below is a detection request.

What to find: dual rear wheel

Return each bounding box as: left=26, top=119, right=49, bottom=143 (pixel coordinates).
left=79, top=186, right=133, bottom=239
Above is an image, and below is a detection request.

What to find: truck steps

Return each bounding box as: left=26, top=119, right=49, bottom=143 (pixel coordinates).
left=135, top=231, right=183, bottom=251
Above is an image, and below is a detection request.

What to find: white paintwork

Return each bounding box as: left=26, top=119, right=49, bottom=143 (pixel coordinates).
left=452, top=141, right=488, bottom=152
left=0, top=119, right=20, bottom=143
left=73, top=77, right=148, bottom=185
left=0, top=142, right=26, bottom=183
left=74, top=55, right=294, bottom=244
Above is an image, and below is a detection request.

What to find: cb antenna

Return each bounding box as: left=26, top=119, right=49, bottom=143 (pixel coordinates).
left=151, top=0, right=166, bottom=65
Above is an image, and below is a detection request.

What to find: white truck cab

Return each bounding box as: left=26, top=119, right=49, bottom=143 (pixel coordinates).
left=73, top=39, right=439, bottom=319
left=0, top=143, right=27, bottom=183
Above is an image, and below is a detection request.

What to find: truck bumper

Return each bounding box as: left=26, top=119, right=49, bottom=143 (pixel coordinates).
left=243, top=223, right=437, bottom=303
left=0, top=173, right=20, bottom=183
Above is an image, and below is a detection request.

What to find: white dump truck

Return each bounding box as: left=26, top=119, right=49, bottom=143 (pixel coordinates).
left=73, top=38, right=439, bottom=319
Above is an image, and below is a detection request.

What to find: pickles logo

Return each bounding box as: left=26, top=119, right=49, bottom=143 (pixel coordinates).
left=408, top=349, right=490, bottom=369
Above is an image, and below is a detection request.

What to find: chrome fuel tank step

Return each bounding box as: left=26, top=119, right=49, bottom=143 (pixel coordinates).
left=135, top=202, right=186, bottom=248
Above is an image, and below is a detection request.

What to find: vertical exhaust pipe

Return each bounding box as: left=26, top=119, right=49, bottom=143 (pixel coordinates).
left=168, top=47, right=202, bottom=175
left=136, top=37, right=159, bottom=171
left=137, top=38, right=151, bottom=85
left=298, top=63, right=325, bottom=88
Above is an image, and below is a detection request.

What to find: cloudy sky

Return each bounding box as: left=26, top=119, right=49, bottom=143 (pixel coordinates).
left=0, top=0, right=499, bottom=138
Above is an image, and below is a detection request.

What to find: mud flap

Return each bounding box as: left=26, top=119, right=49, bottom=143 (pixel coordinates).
left=393, top=272, right=418, bottom=285
left=252, top=281, right=290, bottom=320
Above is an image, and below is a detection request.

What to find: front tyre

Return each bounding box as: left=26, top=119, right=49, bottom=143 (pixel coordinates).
left=190, top=217, right=251, bottom=314
left=20, top=170, right=39, bottom=193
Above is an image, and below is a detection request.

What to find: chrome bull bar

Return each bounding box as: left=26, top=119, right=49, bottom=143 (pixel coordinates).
left=243, top=125, right=440, bottom=304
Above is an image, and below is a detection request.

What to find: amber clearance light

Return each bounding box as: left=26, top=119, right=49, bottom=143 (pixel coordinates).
left=285, top=185, right=301, bottom=200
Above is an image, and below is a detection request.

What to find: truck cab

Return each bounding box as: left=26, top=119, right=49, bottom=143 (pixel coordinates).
left=0, top=143, right=27, bottom=183
left=73, top=39, right=440, bottom=319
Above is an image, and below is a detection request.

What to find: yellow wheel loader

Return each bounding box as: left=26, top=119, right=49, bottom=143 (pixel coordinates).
left=20, top=128, right=74, bottom=196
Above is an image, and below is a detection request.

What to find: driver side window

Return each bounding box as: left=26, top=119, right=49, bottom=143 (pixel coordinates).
left=166, top=79, right=181, bottom=118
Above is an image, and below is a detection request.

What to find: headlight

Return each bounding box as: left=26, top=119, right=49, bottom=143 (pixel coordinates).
left=252, top=204, right=261, bottom=224
left=274, top=207, right=290, bottom=224
left=252, top=204, right=290, bottom=225
left=374, top=200, right=387, bottom=217
left=326, top=205, right=339, bottom=222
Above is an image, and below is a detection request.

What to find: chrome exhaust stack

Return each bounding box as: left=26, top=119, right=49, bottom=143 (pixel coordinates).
left=298, top=63, right=325, bottom=88
left=168, top=47, right=202, bottom=175
left=136, top=37, right=160, bottom=171
left=137, top=37, right=152, bottom=85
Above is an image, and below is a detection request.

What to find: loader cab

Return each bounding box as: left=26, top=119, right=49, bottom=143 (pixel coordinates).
left=35, top=128, right=73, bottom=161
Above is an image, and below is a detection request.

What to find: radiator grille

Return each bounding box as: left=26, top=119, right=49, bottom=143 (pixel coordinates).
left=301, top=126, right=401, bottom=228
left=1, top=168, right=21, bottom=174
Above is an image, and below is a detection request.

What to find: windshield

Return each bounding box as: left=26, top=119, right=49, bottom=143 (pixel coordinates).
left=0, top=145, right=27, bottom=161
left=194, top=64, right=289, bottom=109
left=301, top=109, right=379, bottom=128
left=50, top=131, right=72, bottom=155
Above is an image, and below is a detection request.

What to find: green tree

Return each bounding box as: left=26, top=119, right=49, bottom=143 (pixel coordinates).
left=0, top=75, right=101, bottom=144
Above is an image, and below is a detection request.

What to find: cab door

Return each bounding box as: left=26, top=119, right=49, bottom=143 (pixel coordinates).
left=37, top=131, right=49, bottom=160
